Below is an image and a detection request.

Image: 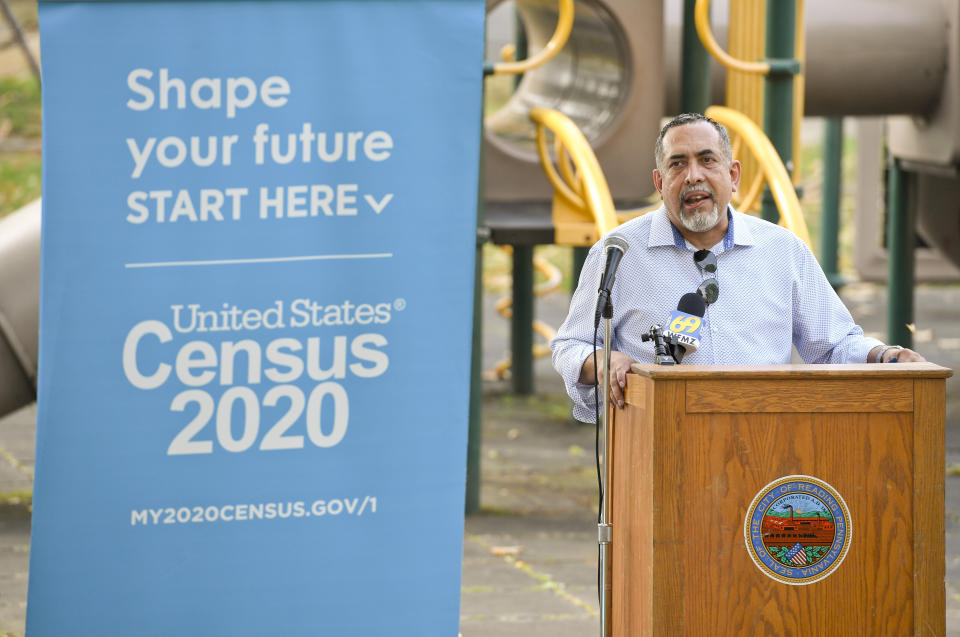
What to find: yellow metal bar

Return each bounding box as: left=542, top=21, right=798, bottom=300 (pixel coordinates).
left=792, top=0, right=806, bottom=184
left=735, top=169, right=765, bottom=214
left=531, top=319, right=556, bottom=357
left=535, top=123, right=586, bottom=210
left=723, top=0, right=766, bottom=206
left=555, top=136, right=583, bottom=197
left=706, top=105, right=812, bottom=248
left=530, top=107, right=619, bottom=236
left=695, top=0, right=770, bottom=75
left=493, top=0, right=574, bottom=76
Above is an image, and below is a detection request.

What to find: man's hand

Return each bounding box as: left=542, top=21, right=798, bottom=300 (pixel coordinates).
left=578, top=350, right=638, bottom=409
left=891, top=348, right=925, bottom=362
left=869, top=345, right=927, bottom=363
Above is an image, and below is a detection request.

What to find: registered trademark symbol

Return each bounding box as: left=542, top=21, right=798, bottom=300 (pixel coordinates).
left=394, top=298, right=406, bottom=311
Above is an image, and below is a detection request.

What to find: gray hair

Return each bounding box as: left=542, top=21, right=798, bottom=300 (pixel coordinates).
left=654, top=113, right=733, bottom=171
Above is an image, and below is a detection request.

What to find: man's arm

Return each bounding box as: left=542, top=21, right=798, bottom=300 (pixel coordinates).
left=550, top=244, right=614, bottom=422
left=578, top=349, right=637, bottom=409
left=789, top=235, right=928, bottom=363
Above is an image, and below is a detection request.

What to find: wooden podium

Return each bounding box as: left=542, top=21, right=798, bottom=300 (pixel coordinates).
left=611, top=363, right=952, bottom=637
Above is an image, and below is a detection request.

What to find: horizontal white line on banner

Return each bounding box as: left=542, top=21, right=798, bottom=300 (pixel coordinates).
left=124, top=253, right=394, bottom=269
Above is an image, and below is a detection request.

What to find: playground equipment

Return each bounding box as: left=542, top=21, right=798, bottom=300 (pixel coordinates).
left=485, top=246, right=562, bottom=381
left=0, top=199, right=39, bottom=419
left=484, top=0, right=663, bottom=204
left=484, top=0, right=960, bottom=267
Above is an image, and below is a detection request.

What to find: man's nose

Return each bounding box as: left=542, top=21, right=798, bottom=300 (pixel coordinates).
left=684, top=162, right=704, bottom=183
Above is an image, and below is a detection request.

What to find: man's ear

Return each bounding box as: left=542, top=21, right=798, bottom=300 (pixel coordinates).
left=729, top=159, right=742, bottom=193
left=653, top=169, right=663, bottom=196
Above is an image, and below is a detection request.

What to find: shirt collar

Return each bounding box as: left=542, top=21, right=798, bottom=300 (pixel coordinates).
left=649, top=205, right=755, bottom=252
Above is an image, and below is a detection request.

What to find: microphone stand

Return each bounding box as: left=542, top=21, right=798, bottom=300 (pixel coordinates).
left=599, top=297, right=614, bottom=637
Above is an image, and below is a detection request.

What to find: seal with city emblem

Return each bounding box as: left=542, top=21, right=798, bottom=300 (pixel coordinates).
left=744, top=475, right=852, bottom=585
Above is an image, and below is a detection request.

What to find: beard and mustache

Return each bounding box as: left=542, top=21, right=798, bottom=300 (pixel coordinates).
left=677, top=184, right=721, bottom=232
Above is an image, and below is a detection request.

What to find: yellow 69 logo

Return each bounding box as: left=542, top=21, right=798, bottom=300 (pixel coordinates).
left=670, top=314, right=702, bottom=334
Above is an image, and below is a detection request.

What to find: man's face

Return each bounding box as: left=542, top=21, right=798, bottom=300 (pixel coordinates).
left=653, top=121, right=741, bottom=234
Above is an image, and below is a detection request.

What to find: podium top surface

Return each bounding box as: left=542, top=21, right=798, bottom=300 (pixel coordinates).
left=629, top=362, right=953, bottom=380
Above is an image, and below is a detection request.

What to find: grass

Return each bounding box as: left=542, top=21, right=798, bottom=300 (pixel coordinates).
left=0, top=76, right=41, bottom=138
left=0, top=151, right=40, bottom=215
left=0, top=76, right=42, bottom=219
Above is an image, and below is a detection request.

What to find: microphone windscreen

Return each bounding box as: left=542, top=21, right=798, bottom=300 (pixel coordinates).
left=677, top=291, right=706, bottom=317
left=665, top=292, right=705, bottom=361
left=603, top=232, right=629, bottom=254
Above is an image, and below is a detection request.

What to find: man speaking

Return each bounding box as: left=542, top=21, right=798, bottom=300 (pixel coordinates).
left=551, top=113, right=925, bottom=422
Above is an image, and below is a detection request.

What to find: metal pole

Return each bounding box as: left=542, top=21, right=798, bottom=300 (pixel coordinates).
left=886, top=157, right=915, bottom=349
left=466, top=233, right=483, bottom=514
left=465, top=111, right=486, bottom=514
left=511, top=245, right=535, bottom=395
left=820, top=117, right=843, bottom=289
left=572, top=246, right=588, bottom=290
left=599, top=315, right=614, bottom=637
left=681, top=0, right=711, bottom=114
left=761, top=0, right=798, bottom=224
left=508, top=10, right=534, bottom=396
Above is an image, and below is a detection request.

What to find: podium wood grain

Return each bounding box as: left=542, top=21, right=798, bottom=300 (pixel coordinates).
left=612, top=364, right=950, bottom=637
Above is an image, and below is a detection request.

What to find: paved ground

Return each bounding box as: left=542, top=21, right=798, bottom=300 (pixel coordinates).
left=0, top=281, right=958, bottom=635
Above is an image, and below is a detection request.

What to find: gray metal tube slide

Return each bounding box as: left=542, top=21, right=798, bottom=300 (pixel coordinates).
left=0, top=200, right=40, bottom=419
left=665, top=0, right=947, bottom=117
left=804, top=0, right=947, bottom=116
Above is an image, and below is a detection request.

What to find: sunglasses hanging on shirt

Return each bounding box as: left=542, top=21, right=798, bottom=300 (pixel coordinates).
left=693, top=249, right=719, bottom=305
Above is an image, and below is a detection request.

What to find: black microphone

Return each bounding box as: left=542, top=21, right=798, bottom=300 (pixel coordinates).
left=641, top=325, right=677, bottom=365
left=594, top=233, right=629, bottom=328
left=662, top=292, right=706, bottom=363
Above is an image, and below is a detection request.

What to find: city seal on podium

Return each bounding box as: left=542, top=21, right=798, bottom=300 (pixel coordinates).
left=744, top=475, right=852, bottom=585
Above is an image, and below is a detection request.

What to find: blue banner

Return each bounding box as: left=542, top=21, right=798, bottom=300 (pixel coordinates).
left=30, top=1, right=484, bottom=635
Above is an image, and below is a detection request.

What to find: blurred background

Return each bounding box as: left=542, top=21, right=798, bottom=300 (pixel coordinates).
left=1, top=0, right=959, bottom=634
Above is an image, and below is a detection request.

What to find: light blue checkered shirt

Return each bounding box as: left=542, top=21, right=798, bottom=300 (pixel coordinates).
left=551, top=206, right=883, bottom=422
